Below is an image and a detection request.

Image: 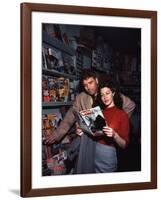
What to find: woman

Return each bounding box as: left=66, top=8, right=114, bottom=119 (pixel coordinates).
left=94, top=81, right=130, bottom=173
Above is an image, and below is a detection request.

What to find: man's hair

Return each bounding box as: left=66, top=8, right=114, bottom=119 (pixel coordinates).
left=80, top=69, right=97, bottom=82
left=79, top=69, right=98, bottom=92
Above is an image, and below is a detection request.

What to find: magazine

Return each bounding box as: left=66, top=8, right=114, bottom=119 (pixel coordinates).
left=75, top=106, right=107, bottom=136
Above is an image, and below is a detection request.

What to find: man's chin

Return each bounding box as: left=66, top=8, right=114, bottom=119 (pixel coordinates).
left=89, top=92, right=95, bottom=96
left=85, top=90, right=96, bottom=96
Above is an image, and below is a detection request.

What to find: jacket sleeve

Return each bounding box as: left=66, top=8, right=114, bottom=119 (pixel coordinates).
left=121, top=94, right=136, bottom=117
left=53, top=95, right=80, bottom=141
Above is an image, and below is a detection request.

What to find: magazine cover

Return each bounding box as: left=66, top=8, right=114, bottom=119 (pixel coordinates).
left=75, top=106, right=106, bottom=136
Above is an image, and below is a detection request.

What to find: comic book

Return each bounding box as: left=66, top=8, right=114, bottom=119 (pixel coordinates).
left=75, top=106, right=106, bottom=136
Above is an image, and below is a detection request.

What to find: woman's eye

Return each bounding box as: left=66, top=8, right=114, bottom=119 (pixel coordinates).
left=101, top=92, right=111, bottom=96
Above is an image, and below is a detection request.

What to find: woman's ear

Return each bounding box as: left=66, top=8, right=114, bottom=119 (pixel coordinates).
left=113, top=92, right=115, bottom=96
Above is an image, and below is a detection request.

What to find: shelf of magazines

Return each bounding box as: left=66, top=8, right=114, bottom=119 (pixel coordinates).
left=42, top=73, right=80, bottom=108
left=42, top=101, right=73, bottom=108
left=43, top=31, right=75, bottom=56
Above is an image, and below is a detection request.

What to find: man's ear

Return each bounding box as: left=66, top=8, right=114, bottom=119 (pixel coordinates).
left=96, top=78, right=99, bottom=84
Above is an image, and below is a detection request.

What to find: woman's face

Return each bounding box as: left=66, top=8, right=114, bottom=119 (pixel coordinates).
left=100, top=87, right=115, bottom=108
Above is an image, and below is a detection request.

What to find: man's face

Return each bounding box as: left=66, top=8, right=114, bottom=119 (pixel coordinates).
left=83, top=77, right=98, bottom=96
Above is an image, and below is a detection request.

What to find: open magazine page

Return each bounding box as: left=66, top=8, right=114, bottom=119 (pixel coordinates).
left=75, top=106, right=107, bottom=136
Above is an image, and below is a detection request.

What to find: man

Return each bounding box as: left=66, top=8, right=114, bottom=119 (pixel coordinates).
left=45, top=70, right=135, bottom=173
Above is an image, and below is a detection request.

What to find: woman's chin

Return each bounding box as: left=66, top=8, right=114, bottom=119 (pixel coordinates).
left=103, top=101, right=109, bottom=106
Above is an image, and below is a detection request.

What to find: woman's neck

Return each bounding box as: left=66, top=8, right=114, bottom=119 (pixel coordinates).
left=107, top=101, right=115, bottom=108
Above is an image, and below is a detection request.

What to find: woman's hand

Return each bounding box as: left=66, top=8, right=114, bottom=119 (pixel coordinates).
left=103, top=126, right=126, bottom=148
left=102, top=126, right=116, bottom=138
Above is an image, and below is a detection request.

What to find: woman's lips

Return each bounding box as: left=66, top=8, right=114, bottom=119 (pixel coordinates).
left=104, top=100, right=109, bottom=104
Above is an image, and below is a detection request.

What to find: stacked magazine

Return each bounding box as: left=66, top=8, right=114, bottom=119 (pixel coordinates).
left=75, top=106, right=107, bottom=136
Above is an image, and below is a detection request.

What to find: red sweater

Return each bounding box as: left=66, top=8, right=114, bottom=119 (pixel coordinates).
left=97, top=106, right=129, bottom=146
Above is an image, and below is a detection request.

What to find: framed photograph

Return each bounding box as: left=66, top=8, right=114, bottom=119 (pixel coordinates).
left=21, top=3, right=157, bottom=197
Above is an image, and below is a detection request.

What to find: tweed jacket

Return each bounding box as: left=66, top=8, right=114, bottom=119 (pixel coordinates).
left=53, top=92, right=135, bottom=141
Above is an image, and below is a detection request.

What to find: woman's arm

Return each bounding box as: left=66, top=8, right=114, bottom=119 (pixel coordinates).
left=102, top=126, right=127, bottom=149
left=103, top=111, right=129, bottom=149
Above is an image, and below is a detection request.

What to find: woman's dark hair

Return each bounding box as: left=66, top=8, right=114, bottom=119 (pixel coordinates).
left=98, top=78, right=123, bottom=109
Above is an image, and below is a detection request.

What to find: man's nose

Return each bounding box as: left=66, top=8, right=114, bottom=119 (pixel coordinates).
left=86, top=84, right=90, bottom=90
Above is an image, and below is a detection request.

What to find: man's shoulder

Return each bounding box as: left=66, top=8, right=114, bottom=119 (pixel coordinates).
left=73, top=92, right=92, bottom=110
left=76, top=91, right=90, bottom=99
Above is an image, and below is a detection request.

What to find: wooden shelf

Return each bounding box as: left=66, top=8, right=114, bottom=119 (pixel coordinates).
left=42, top=68, right=78, bottom=80
left=42, top=101, right=73, bottom=108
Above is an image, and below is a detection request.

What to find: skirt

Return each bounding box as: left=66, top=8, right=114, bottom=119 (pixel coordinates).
left=94, top=142, right=117, bottom=173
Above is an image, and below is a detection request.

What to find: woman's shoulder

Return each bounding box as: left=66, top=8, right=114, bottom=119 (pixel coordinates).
left=115, top=107, right=129, bottom=118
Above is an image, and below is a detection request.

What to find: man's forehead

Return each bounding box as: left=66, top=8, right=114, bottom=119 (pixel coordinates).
left=83, top=77, right=96, bottom=83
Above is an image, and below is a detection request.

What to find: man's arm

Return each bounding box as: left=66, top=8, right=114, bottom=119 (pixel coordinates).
left=45, top=95, right=81, bottom=144
left=45, top=106, right=76, bottom=144
left=121, top=94, right=136, bottom=117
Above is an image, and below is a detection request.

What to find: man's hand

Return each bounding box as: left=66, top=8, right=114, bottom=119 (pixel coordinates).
left=76, top=127, right=84, bottom=136
left=75, top=122, right=84, bottom=136
left=44, top=132, right=58, bottom=145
